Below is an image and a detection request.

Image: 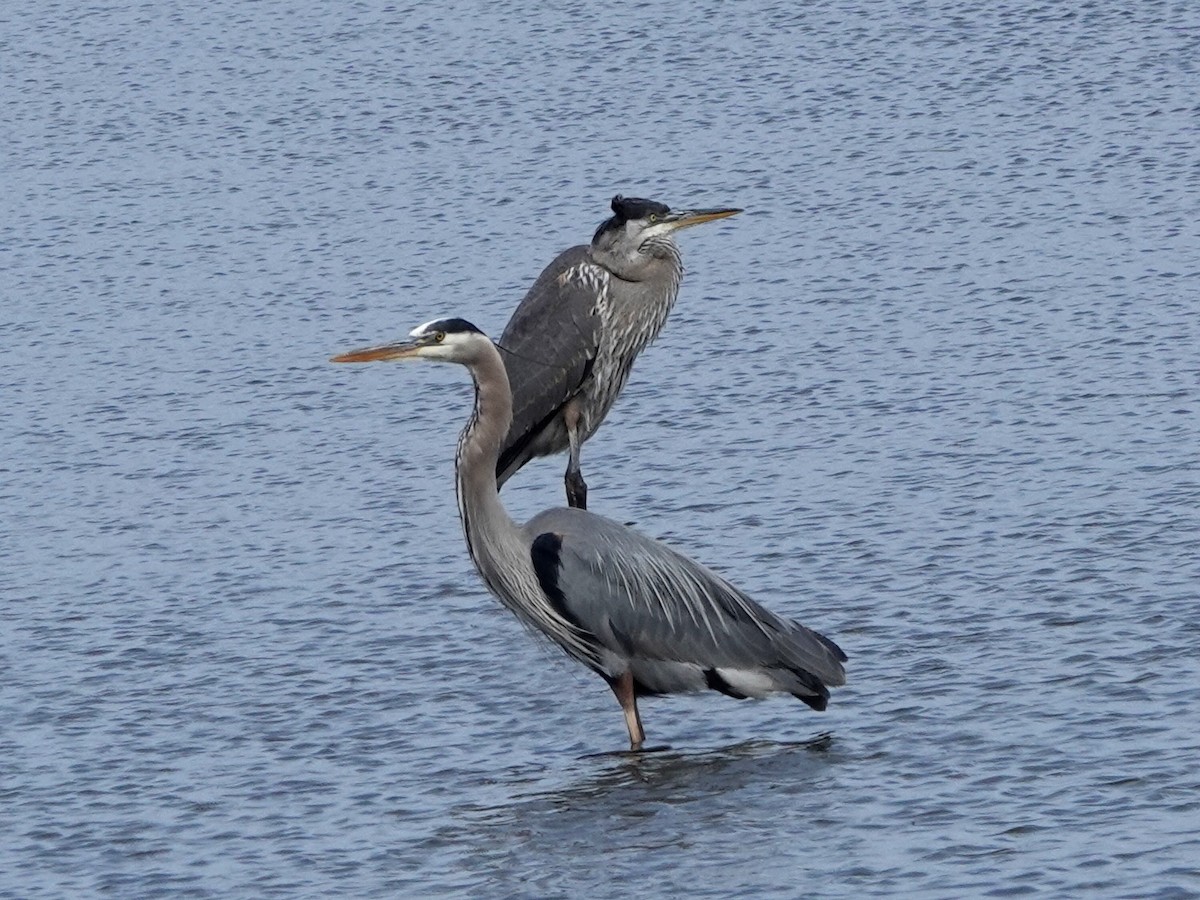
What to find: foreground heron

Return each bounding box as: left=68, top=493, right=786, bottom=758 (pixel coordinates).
left=497, top=195, right=741, bottom=509
left=332, top=318, right=847, bottom=751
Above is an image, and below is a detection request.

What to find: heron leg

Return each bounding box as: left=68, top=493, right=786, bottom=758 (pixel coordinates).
left=563, top=399, right=588, bottom=510
left=608, top=670, right=645, bottom=751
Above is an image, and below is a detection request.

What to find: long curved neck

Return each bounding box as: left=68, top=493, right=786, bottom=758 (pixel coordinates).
left=455, top=344, right=527, bottom=595
left=451, top=343, right=599, bottom=665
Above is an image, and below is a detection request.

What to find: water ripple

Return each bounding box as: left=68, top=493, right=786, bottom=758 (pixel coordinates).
left=4, top=0, right=1199, bottom=897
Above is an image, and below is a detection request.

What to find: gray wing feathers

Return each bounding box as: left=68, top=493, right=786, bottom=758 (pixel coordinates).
left=497, top=246, right=603, bottom=483
left=526, top=509, right=846, bottom=688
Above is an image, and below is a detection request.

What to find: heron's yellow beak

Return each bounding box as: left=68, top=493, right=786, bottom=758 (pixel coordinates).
left=330, top=340, right=422, bottom=363
left=669, top=207, right=742, bottom=230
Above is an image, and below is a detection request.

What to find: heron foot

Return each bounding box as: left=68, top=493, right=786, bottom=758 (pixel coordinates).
left=565, top=471, right=588, bottom=510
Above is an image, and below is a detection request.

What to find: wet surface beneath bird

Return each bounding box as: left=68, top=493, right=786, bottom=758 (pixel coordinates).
left=3, top=1, right=1199, bottom=897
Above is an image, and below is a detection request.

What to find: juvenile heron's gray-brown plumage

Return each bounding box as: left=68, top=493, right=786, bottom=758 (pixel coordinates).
left=331, top=318, right=847, bottom=751
left=496, top=195, right=740, bottom=509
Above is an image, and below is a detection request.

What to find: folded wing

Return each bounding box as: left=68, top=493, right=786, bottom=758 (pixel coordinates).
left=526, top=508, right=847, bottom=705
left=497, top=246, right=603, bottom=484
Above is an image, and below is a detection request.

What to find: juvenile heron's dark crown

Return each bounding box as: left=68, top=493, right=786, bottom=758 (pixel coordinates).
left=611, top=195, right=670, bottom=221
left=592, top=195, right=671, bottom=244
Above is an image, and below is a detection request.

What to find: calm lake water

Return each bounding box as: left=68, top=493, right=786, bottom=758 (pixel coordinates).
left=4, top=1, right=1199, bottom=897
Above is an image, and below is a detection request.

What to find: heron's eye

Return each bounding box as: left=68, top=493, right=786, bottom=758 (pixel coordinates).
left=434, top=331, right=446, bottom=343
left=649, top=214, right=659, bottom=223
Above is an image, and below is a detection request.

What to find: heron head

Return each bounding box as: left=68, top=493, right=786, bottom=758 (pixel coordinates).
left=592, top=195, right=741, bottom=264
left=330, top=317, right=489, bottom=364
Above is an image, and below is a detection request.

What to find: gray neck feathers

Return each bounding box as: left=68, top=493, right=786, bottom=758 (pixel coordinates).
left=453, top=342, right=597, bottom=661
left=455, top=345, right=523, bottom=594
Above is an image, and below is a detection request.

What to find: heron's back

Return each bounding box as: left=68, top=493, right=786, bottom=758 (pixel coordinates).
left=522, top=507, right=847, bottom=702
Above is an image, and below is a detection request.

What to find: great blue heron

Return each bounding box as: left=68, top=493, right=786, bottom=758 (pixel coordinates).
left=332, top=318, right=847, bottom=752
left=497, top=195, right=741, bottom=510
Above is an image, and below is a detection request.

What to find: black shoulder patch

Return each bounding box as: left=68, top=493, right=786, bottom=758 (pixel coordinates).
left=530, top=532, right=561, bottom=585
left=530, top=532, right=603, bottom=666
left=530, top=532, right=576, bottom=627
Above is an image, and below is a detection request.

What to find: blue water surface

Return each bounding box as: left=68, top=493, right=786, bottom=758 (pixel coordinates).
left=3, top=1, right=1198, bottom=897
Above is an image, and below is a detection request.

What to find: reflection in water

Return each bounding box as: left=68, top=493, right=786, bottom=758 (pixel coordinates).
left=421, top=736, right=839, bottom=893
left=5, top=0, right=1198, bottom=896
left=572, top=733, right=835, bottom=800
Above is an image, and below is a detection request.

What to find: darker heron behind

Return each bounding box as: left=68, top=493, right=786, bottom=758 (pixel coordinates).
left=497, top=195, right=741, bottom=509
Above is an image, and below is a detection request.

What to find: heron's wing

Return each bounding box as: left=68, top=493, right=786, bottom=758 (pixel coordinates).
left=496, top=245, right=603, bottom=483
left=526, top=509, right=847, bottom=689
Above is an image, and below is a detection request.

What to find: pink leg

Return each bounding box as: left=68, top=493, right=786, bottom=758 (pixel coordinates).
left=609, top=670, right=645, bottom=751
